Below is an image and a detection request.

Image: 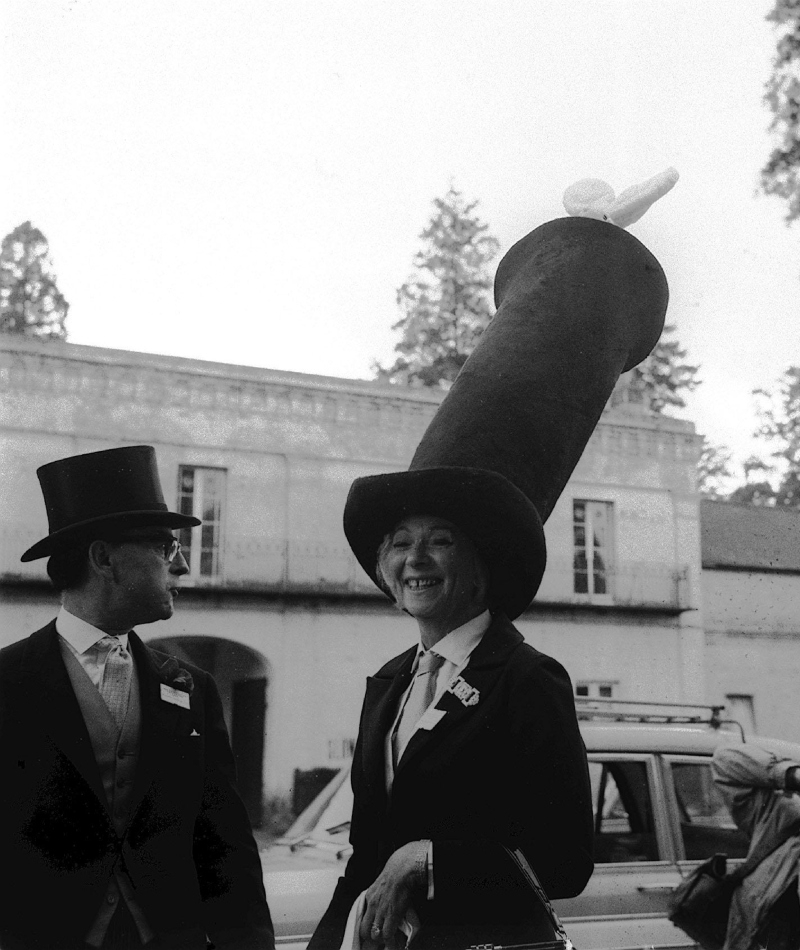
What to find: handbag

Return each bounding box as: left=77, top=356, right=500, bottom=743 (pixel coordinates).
left=667, top=852, right=741, bottom=950
left=491, top=847, right=574, bottom=950
left=668, top=821, right=800, bottom=950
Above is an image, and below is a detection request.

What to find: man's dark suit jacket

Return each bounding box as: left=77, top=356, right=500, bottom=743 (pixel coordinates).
left=309, top=613, right=594, bottom=950
left=0, top=621, right=274, bottom=950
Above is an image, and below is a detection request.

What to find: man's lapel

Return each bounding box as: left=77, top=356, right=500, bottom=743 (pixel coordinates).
left=20, top=621, right=107, bottom=805
left=395, top=614, right=523, bottom=774
left=126, top=632, right=190, bottom=818
left=129, top=632, right=186, bottom=737
left=360, top=646, right=416, bottom=796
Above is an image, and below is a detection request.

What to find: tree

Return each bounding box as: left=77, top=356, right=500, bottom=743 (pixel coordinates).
left=703, top=370, right=800, bottom=509
left=760, top=1, right=800, bottom=220
left=697, top=439, right=735, bottom=498
left=0, top=222, right=69, bottom=341
left=374, top=186, right=499, bottom=388
left=743, top=366, right=800, bottom=508
left=624, top=325, right=701, bottom=414
left=725, top=456, right=776, bottom=506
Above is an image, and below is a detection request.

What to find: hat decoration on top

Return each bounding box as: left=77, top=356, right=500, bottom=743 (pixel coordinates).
left=562, top=167, right=679, bottom=229
left=344, top=171, right=677, bottom=620
left=21, top=445, right=200, bottom=562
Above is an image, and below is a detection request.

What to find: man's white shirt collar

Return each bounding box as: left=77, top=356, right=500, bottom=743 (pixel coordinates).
left=56, top=606, right=129, bottom=654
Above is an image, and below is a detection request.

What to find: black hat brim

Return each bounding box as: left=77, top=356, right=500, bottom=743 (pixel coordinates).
left=343, top=468, right=546, bottom=621
left=21, top=510, right=201, bottom=562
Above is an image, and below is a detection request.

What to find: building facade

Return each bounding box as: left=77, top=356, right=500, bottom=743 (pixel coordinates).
left=0, top=337, right=704, bottom=822
left=701, top=499, right=800, bottom=743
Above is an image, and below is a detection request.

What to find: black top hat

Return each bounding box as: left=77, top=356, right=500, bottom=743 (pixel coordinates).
left=21, top=445, right=201, bottom=562
left=344, top=217, right=669, bottom=620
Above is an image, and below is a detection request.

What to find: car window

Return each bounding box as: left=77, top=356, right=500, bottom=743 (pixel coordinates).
left=589, top=759, right=659, bottom=863
left=668, top=759, right=749, bottom=860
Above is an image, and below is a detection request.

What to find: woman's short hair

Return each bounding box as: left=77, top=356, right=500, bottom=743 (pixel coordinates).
left=374, top=534, right=395, bottom=598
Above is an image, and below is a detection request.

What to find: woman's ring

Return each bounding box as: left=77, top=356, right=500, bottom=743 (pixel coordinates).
left=371, top=924, right=381, bottom=938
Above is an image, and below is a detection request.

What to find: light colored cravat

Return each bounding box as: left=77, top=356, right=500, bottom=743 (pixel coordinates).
left=393, top=651, right=445, bottom=764
left=98, top=636, right=133, bottom=728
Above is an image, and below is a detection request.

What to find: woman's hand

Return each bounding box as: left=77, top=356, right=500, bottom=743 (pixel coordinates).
left=359, top=841, right=427, bottom=950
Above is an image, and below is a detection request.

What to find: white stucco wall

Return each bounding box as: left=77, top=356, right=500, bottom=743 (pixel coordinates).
left=0, top=339, right=707, bottom=814
left=703, top=568, right=800, bottom=743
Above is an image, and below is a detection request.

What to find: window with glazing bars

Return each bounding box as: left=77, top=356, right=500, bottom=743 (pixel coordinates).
left=177, top=466, right=226, bottom=577
left=573, top=500, right=614, bottom=596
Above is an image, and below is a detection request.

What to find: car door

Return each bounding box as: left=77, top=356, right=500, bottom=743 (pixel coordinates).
left=554, top=753, right=691, bottom=950
left=663, top=753, right=749, bottom=864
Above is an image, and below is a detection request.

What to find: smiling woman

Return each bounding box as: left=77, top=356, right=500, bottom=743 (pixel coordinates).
left=307, top=211, right=673, bottom=950
left=308, top=214, right=673, bottom=950
left=318, top=468, right=593, bottom=950
left=375, top=516, right=490, bottom=646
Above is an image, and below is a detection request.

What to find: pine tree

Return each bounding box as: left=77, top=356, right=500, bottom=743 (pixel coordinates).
left=374, top=186, right=499, bottom=388
left=697, top=439, right=735, bottom=498
left=0, top=222, right=69, bottom=341
left=624, top=325, right=700, bottom=414
left=727, top=459, right=777, bottom=507
left=743, top=367, right=800, bottom=508
left=761, top=1, right=800, bottom=221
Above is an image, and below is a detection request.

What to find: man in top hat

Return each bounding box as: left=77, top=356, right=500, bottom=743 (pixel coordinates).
left=0, top=445, right=274, bottom=950
left=308, top=214, right=671, bottom=950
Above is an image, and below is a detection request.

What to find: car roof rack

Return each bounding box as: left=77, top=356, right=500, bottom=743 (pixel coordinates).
left=575, top=697, right=727, bottom=728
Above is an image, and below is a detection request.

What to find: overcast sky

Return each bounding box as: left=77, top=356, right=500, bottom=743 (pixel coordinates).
left=2, top=0, right=798, bottom=475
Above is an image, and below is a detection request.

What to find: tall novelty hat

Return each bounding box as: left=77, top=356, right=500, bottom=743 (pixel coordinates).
left=344, top=168, right=679, bottom=620
left=21, top=444, right=201, bottom=562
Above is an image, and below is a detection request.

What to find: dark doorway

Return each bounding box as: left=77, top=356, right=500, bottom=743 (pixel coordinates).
left=232, top=678, right=267, bottom=826
left=146, top=635, right=269, bottom=828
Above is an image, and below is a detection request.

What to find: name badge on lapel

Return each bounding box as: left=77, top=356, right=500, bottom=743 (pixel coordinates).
left=161, top=683, right=191, bottom=709
left=417, top=708, right=447, bottom=731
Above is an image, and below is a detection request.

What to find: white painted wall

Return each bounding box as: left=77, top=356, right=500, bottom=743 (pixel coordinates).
left=704, top=568, right=800, bottom=743
left=0, top=338, right=707, bottom=815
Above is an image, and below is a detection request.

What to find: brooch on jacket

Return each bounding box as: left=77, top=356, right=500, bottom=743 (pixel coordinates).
left=447, top=675, right=480, bottom=707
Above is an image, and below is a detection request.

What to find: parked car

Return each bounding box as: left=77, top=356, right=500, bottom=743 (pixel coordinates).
left=261, top=699, right=800, bottom=949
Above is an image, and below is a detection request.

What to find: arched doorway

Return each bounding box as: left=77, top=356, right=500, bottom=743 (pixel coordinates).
left=148, top=635, right=268, bottom=828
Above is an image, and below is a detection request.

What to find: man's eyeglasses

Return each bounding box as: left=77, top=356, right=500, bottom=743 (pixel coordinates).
left=115, top=535, right=183, bottom=563
left=156, top=538, right=182, bottom=563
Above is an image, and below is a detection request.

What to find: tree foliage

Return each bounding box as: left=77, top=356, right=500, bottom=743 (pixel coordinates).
left=0, top=222, right=69, bottom=341
left=741, top=366, right=800, bottom=507
left=376, top=185, right=699, bottom=415
left=700, top=371, right=800, bottom=508
left=724, top=455, right=775, bottom=506
left=727, top=481, right=778, bottom=507
left=625, top=325, right=701, bottom=414
left=374, top=186, right=499, bottom=388
left=697, top=439, right=735, bottom=498
left=761, top=1, right=800, bottom=220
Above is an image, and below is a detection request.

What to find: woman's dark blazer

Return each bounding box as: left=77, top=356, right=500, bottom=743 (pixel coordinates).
left=309, top=612, right=594, bottom=950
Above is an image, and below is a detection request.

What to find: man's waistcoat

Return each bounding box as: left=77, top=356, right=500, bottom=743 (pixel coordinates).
left=61, top=643, right=151, bottom=945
